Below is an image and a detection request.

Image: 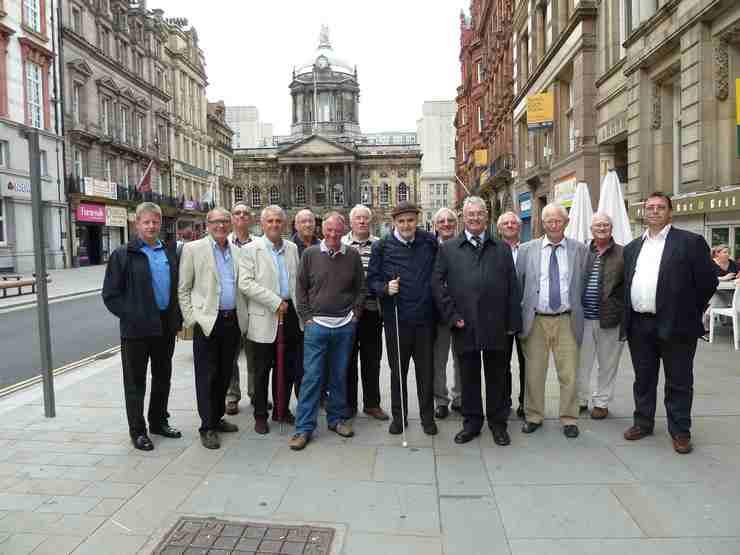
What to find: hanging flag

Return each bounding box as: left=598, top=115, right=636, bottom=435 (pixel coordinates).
left=136, top=159, right=154, bottom=193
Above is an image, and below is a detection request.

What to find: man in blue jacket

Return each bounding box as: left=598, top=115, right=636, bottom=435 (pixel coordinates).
left=367, top=201, right=438, bottom=436
left=102, top=202, right=182, bottom=451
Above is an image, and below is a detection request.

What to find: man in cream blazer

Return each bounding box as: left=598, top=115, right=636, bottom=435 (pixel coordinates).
left=239, top=205, right=302, bottom=434
left=178, top=207, right=248, bottom=449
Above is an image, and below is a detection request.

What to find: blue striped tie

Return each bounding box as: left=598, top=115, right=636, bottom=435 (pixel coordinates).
left=549, top=244, right=561, bottom=311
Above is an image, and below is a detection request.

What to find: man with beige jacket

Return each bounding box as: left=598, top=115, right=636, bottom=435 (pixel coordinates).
left=238, top=205, right=302, bottom=434
left=178, top=207, right=248, bottom=449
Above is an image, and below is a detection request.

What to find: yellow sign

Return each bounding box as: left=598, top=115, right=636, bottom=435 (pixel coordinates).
left=554, top=174, right=577, bottom=208
left=479, top=168, right=490, bottom=186
left=474, top=149, right=488, bottom=167
left=527, top=92, right=554, bottom=130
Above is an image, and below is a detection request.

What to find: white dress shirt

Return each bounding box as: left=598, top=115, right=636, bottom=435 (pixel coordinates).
left=630, top=224, right=671, bottom=314
left=537, top=236, right=570, bottom=314
left=508, top=241, right=520, bottom=264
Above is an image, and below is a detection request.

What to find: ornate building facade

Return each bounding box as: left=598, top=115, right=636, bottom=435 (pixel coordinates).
left=233, top=27, right=421, bottom=235
left=206, top=100, right=233, bottom=209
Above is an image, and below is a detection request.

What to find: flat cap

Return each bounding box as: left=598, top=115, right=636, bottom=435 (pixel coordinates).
left=391, top=201, right=421, bottom=218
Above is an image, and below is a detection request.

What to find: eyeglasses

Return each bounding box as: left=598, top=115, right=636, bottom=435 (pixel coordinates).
left=437, top=218, right=457, bottom=224
left=232, top=211, right=248, bottom=216
left=207, top=219, right=229, bottom=226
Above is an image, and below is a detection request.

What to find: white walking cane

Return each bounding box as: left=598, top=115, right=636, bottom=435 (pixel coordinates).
left=394, top=296, right=408, bottom=448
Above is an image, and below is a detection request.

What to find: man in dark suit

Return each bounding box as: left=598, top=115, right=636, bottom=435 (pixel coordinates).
left=433, top=197, right=522, bottom=446
left=622, top=191, right=717, bottom=454
left=102, top=202, right=182, bottom=451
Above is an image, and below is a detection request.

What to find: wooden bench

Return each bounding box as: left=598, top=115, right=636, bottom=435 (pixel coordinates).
left=0, top=274, right=52, bottom=298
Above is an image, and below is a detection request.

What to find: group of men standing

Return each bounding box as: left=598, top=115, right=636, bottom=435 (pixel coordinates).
left=103, top=189, right=717, bottom=456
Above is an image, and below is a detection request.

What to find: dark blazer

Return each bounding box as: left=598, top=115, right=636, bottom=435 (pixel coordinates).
left=621, top=226, right=717, bottom=341
left=432, top=233, right=522, bottom=354
left=583, top=239, right=624, bottom=329
left=367, top=228, right=438, bottom=325
left=102, top=238, right=182, bottom=339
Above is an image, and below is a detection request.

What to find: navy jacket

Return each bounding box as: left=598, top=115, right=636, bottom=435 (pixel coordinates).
left=102, top=239, right=183, bottom=339
left=367, top=228, right=437, bottom=325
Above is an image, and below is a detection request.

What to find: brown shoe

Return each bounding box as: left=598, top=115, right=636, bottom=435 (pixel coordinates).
left=623, top=425, right=652, bottom=441
left=225, top=401, right=239, bottom=416
left=672, top=434, right=693, bottom=454
left=591, top=407, right=608, bottom=420
left=328, top=421, right=354, bottom=438
left=254, top=416, right=269, bottom=435
left=363, top=407, right=390, bottom=421
left=288, top=433, right=310, bottom=451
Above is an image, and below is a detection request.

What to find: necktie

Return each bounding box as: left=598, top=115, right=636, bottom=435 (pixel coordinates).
left=471, top=236, right=481, bottom=249
left=549, top=244, right=561, bottom=311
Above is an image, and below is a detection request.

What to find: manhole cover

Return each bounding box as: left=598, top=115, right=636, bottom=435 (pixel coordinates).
left=153, top=517, right=336, bottom=554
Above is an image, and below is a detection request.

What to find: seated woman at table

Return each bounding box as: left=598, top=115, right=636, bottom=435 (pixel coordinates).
left=712, top=245, right=737, bottom=281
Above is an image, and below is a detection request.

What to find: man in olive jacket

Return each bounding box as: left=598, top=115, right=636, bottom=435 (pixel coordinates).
left=102, top=202, right=182, bottom=451
left=576, top=213, right=625, bottom=419
left=432, top=197, right=522, bottom=446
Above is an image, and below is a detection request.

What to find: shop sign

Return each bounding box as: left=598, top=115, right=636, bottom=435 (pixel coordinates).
left=527, top=92, right=554, bottom=130
left=631, top=189, right=740, bottom=219
left=4, top=180, right=32, bottom=198
left=519, top=191, right=532, bottom=218
left=76, top=202, right=106, bottom=224
left=474, top=149, right=488, bottom=167
left=83, top=177, right=117, bottom=200
left=105, top=206, right=127, bottom=227
left=554, top=174, right=577, bottom=208
left=479, top=168, right=490, bottom=186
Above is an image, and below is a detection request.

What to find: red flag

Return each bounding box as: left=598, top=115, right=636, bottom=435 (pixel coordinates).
left=137, top=160, right=154, bottom=193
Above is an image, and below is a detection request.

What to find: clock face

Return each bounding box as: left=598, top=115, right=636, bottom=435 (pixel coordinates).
left=317, top=56, right=329, bottom=69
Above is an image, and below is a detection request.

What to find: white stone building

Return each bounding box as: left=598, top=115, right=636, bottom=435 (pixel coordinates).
left=226, top=105, right=273, bottom=148
left=416, top=100, right=456, bottom=230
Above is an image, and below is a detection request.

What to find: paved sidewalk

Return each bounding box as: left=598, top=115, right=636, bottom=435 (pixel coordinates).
left=0, top=332, right=738, bottom=554
left=0, top=266, right=106, bottom=310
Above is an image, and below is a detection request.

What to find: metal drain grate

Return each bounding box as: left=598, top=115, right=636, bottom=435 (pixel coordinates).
left=153, top=517, right=335, bottom=554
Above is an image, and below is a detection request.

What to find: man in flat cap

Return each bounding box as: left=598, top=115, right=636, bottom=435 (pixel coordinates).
left=367, top=201, right=439, bottom=436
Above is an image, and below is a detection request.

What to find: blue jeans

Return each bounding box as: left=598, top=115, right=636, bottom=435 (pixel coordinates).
left=295, top=320, right=356, bottom=435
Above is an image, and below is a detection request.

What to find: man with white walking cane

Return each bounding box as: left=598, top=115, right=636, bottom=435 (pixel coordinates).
left=368, top=201, right=439, bottom=439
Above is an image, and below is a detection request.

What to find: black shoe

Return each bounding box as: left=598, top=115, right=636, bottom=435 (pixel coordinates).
left=492, top=427, right=511, bottom=446
left=579, top=404, right=589, bottom=414
left=216, top=419, right=239, bottom=433
left=435, top=405, right=449, bottom=419
left=149, top=423, right=182, bottom=439
left=272, top=410, right=296, bottom=424
left=131, top=434, right=154, bottom=451
left=200, top=430, right=220, bottom=449
left=388, top=420, right=408, bottom=435
left=516, top=406, right=525, bottom=419
left=450, top=403, right=462, bottom=414
left=563, top=424, right=579, bottom=438
left=521, top=421, right=542, bottom=434
left=454, top=429, right=479, bottom=444
left=422, top=422, right=438, bottom=436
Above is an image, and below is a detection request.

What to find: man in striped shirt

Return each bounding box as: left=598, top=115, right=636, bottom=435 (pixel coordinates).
left=341, top=204, right=389, bottom=420
left=576, top=213, right=625, bottom=419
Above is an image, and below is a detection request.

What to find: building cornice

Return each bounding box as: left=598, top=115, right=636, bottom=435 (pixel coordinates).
left=594, top=57, right=626, bottom=88
left=62, top=26, right=172, bottom=103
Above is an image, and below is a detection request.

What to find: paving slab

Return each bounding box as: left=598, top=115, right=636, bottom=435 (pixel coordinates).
left=0, top=533, right=46, bottom=555
left=440, top=496, right=510, bottom=555
left=267, top=443, right=376, bottom=481
left=436, top=453, right=492, bottom=496
left=612, top=444, right=740, bottom=483
left=508, top=538, right=708, bottom=555
left=373, top=446, right=435, bottom=484
left=35, top=495, right=102, bottom=514
left=494, top=485, right=643, bottom=539
left=344, top=531, right=443, bottom=555
left=0, top=493, right=48, bottom=511
left=28, top=534, right=85, bottom=555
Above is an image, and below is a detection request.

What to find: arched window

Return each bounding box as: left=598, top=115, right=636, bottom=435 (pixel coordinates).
left=397, top=182, right=408, bottom=203
left=332, top=184, right=344, bottom=206
left=251, top=186, right=261, bottom=208
left=295, top=184, right=306, bottom=206
left=379, top=183, right=390, bottom=205
left=315, top=183, right=326, bottom=205
left=269, top=186, right=280, bottom=205
left=360, top=182, right=371, bottom=206
left=234, top=186, right=244, bottom=203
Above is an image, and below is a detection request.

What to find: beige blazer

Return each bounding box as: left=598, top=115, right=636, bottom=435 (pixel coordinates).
left=178, top=236, right=248, bottom=337
left=238, top=236, right=302, bottom=343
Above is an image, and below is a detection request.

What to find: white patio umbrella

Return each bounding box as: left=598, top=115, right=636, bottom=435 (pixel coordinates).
left=597, top=170, right=633, bottom=246
left=564, top=181, right=593, bottom=244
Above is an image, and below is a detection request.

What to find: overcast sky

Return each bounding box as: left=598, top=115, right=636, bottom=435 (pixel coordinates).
left=150, top=0, right=468, bottom=135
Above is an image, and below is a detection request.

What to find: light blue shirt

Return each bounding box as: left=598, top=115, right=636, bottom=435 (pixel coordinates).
left=139, top=239, right=170, bottom=310
left=211, top=239, right=236, bottom=310
left=265, top=237, right=290, bottom=300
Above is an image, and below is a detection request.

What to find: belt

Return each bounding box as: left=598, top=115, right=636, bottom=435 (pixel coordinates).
left=536, top=311, right=571, bottom=317
left=632, top=310, right=656, bottom=318
left=218, top=309, right=237, bottom=320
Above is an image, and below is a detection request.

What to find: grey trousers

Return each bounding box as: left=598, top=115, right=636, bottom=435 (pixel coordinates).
left=226, top=334, right=256, bottom=404
left=433, top=323, right=462, bottom=407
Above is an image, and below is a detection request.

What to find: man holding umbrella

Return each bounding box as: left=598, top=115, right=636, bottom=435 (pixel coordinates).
left=238, top=205, right=302, bottom=434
